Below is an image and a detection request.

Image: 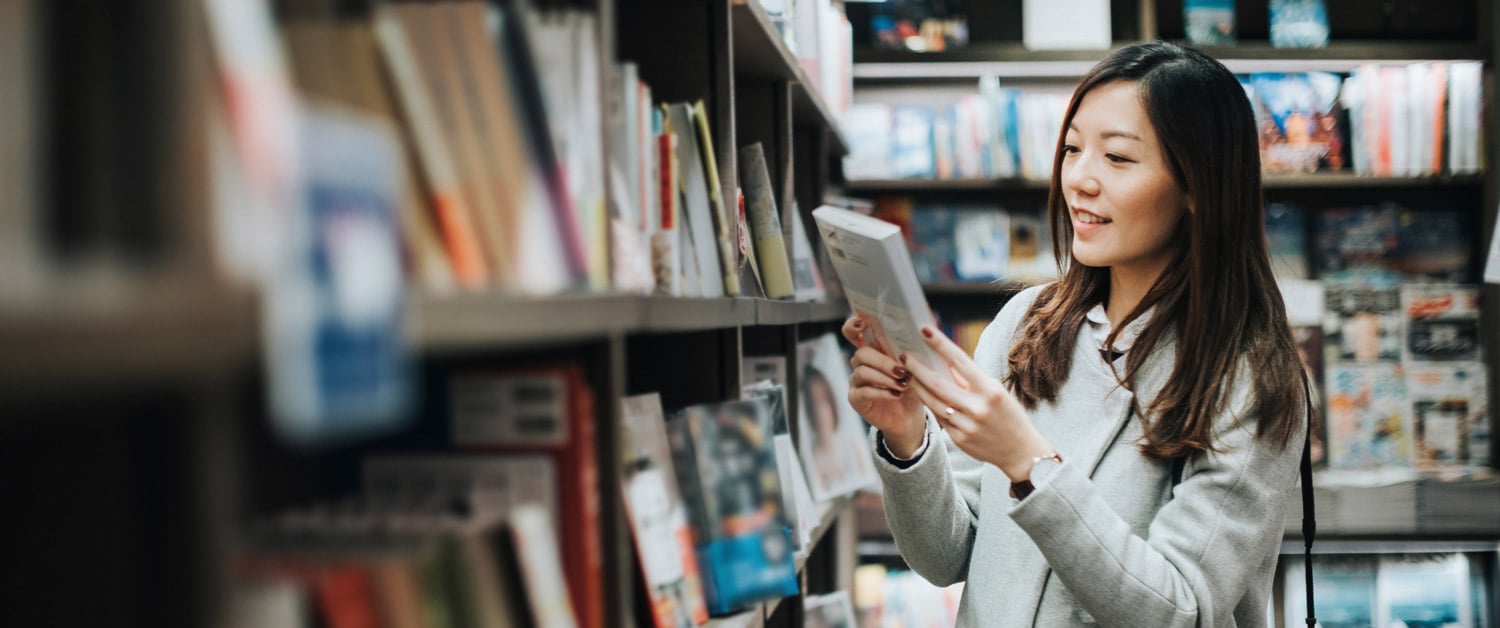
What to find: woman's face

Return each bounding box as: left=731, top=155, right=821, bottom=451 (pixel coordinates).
left=1060, top=81, right=1189, bottom=278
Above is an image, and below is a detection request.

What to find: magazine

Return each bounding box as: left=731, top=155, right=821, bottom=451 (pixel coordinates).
left=812, top=205, right=943, bottom=371
left=796, top=333, right=881, bottom=502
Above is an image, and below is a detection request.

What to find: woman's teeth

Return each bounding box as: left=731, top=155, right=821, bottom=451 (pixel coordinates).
left=1078, top=213, right=1111, bottom=224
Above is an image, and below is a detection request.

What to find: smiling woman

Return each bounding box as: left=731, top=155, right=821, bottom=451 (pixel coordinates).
left=844, top=41, right=1313, bottom=627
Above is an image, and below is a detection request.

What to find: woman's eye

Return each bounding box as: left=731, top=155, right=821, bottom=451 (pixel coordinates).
left=1105, top=153, right=1132, bottom=163
left=1062, top=144, right=1080, bottom=155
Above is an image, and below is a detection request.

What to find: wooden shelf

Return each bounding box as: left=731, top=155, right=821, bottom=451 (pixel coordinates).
left=412, top=293, right=848, bottom=351
left=845, top=173, right=1484, bottom=194
left=729, top=0, right=849, bottom=155
left=853, top=42, right=1487, bottom=81
left=0, top=284, right=257, bottom=394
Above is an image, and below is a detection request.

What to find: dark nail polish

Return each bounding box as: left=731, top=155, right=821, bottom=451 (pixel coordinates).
left=889, top=389, right=902, bottom=398
left=893, top=366, right=909, bottom=378
left=899, top=354, right=908, bottom=364
left=921, top=327, right=933, bottom=338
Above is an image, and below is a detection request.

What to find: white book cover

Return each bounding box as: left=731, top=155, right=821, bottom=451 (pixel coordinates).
left=804, top=591, right=858, bottom=628
left=510, top=504, right=581, bottom=628
left=796, top=332, right=881, bottom=501
left=1023, top=0, right=1111, bottom=50
left=667, top=102, right=725, bottom=297
left=812, top=205, right=941, bottom=369
left=954, top=209, right=1009, bottom=281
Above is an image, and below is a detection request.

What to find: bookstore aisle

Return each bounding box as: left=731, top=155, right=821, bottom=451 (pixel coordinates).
left=3, top=0, right=872, bottom=626
left=841, top=1, right=1500, bottom=627
left=3, top=0, right=1499, bottom=627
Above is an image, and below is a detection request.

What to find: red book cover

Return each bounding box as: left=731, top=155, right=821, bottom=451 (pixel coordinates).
left=450, top=364, right=603, bottom=628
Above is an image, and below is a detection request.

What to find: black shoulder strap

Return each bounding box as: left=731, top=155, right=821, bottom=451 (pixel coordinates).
left=1299, top=372, right=1317, bottom=627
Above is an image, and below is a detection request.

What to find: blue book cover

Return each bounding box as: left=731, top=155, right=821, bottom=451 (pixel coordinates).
left=1184, top=0, right=1236, bottom=45
left=1249, top=72, right=1345, bottom=172
left=892, top=106, right=937, bottom=179
left=1269, top=0, right=1329, bottom=48
left=1317, top=205, right=1399, bottom=283
left=909, top=206, right=958, bottom=283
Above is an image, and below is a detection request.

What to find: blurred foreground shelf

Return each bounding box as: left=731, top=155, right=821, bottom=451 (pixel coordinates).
left=0, top=284, right=257, bottom=394
left=411, top=293, right=850, bottom=351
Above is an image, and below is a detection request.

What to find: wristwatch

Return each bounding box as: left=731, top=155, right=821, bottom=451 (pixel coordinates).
left=1009, top=452, right=1064, bottom=500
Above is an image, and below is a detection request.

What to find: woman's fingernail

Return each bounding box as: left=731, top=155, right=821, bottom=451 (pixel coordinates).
left=893, top=366, right=909, bottom=378
left=889, top=389, right=902, bottom=398
left=853, top=319, right=865, bottom=329
left=921, top=327, right=934, bottom=339
left=899, top=354, right=908, bottom=364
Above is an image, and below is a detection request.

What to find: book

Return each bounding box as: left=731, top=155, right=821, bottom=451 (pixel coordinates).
left=743, top=380, right=818, bottom=550
left=449, top=365, right=604, bottom=628
left=265, top=104, right=413, bottom=446
left=797, top=333, right=881, bottom=501
left=804, top=591, right=859, bottom=628
left=1265, top=203, right=1309, bottom=280
left=1317, top=206, right=1399, bottom=283
left=1248, top=73, right=1344, bottom=173
left=739, top=143, right=795, bottom=298
left=1323, top=284, right=1402, bottom=363
left=1392, top=209, right=1471, bottom=282
left=1268, top=0, right=1329, bottom=48
left=691, top=100, right=741, bottom=296
left=1401, top=284, right=1481, bottom=362
left=1022, top=0, right=1110, bottom=50
left=509, top=504, right=581, bottom=628
left=789, top=206, right=829, bottom=302
left=953, top=209, right=1008, bottom=282
left=1184, top=0, right=1236, bottom=45
left=812, top=205, right=943, bottom=372
left=666, top=399, right=799, bottom=615
left=1405, top=362, right=1489, bottom=469
left=1324, top=363, right=1410, bottom=469
left=667, top=102, right=726, bottom=297
left=619, top=394, right=710, bottom=628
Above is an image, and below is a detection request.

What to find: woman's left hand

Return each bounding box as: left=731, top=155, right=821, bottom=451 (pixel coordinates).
left=901, top=325, right=1056, bottom=482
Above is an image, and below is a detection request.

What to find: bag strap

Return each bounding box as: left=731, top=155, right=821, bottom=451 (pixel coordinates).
left=1299, top=372, right=1317, bottom=627
left=1167, top=373, right=1317, bottom=626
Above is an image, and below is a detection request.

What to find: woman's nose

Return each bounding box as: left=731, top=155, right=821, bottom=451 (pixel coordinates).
left=1062, top=154, right=1101, bottom=197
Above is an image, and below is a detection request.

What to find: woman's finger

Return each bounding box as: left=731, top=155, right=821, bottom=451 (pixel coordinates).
left=850, top=346, right=906, bottom=380
left=852, top=364, right=907, bottom=393
left=919, top=326, right=998, bottom=395
left=848, top=385, right=904, bottom=415
left=902, top=353, right=978, bottom=416
left=840, top=317, right=868, bottom=349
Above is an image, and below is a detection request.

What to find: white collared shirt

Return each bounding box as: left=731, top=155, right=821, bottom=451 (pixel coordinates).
left=1084, top=302, right=1154, bottom=355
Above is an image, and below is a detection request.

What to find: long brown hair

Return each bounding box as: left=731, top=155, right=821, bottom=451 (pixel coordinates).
left=1006, top=41, right=1305, bottom=459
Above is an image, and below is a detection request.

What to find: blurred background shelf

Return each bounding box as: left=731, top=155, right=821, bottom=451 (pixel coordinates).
left=730, top=0, right=849, bottom=155
left=845, top=174, right=1486, bottom=194
left=1283, top=476, right=1500, bottom=538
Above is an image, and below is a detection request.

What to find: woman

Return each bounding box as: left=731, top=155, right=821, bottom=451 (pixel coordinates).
left=844, top=42, right=1309, bottom=627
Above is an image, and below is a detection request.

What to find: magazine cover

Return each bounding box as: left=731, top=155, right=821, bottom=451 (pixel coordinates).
left=1269, top=0, right=1329, bottom=48
left=1184, top=0, right=1236, bottom=45
left=1405, top=362, right=1489, bottom=469
left=1317, top=206, right=1400, bottom=282
left=619, top=393, right=708, bottom=628
left=797, top=333, right=881, bottom=502
left=953, top=208, right=1008, bottom=281
left=1281, top=554, right=1378, bottom=628
left=667, top=399, right=798, bottom=615
left=1249, top=72, right=1344, bottom=173
left=1393, top=209, right=1472, bottom=282
left=908, top=206, right=958, bottom=284
left=1325, top=363, right=1410, bottom=469
left=1377, top=554, right=1475, bottom=628
left=1324, top=284, right=1402, bottom=363
left=891, top=106, right=936, bottom=179
left=743, top=380, right=820, bottom=550
left=1401, top=284, right=1481, bottom=362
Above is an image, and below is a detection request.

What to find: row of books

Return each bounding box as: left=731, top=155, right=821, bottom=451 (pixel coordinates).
left=609, top=66, right=830, bottom=300
left=1267, top=203, right=1472, bottom=284
left=233, top=362, right=604, bottom=628
left=233, top=329, right=881, bottom=628
left=204, top=0, right=843, bottom=303
left=624, top=333, right=879, bottom=623
left=1280, top=552, right=1491, bottom=628
left=1342, top=62, right=1485, bottom=177
left=1186, top=0, right=1333, bottom=47
left=872, top=199, right=1058, bottom=285
left=842, top=65, right=1484, bottom=183
left=842, top=85, right=1070, bottom=182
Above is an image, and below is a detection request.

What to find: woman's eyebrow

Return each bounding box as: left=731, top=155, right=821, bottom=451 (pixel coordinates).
left=1065, top=124, right=1144, bottom=142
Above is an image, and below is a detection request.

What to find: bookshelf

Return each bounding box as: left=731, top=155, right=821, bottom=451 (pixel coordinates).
left=3, top=0, right=864, bottom=627
left=845, top=173, right=1487, bottom=193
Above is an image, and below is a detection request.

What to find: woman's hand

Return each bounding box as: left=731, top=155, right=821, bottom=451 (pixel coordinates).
left=901, top=325, right=1055, bottom=482
left=841, top=317, right=926, bottom=457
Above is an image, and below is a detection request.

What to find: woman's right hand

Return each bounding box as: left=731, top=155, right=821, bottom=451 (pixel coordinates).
left=841, top=317, right=927, bottom=457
